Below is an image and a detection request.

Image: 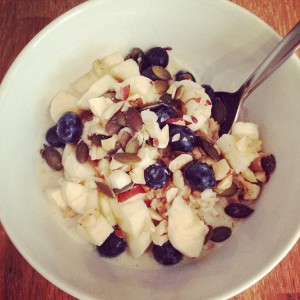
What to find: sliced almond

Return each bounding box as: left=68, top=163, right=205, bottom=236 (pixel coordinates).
left=174, top=85, right=184, bottom=100
left=119, top=130, right=132, bottom=150
left=113, top=112, right=127, bottom=127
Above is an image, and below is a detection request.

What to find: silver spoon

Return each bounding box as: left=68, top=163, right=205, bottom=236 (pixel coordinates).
left=214, top=21, right=300, bottom=136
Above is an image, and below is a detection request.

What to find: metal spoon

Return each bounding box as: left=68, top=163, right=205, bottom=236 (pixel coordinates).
left=214, top=21, right=300, bottom=136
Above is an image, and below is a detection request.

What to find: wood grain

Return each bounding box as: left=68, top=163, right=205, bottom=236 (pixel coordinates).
left=0, top=0, right=299, bottom=299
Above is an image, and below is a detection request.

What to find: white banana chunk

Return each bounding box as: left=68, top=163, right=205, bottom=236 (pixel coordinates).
left=212, top=159, right=231, bottom=181
left=96, top=52, right=124, bottom=72
left=108, top=170, right=132, bottom=190
left=78, top=74, right=117, bottom=109
left=62, top=144, right=96, bottom=182
left=77, top=209, right=113, bottom=246
left=231, top=122, right=259, bottom=140
left=110, top=59, right=140, bottom=81
left=98, top=195, right=117, bottom=226
left=71, top=70, right=99, bottom=97
left=50, top=91, right=79, bottom=122
left=114, top=75, right=158, bottom=103
left=126, top=230, right=152, bottom=258
left=45, top=187, right=67, bottom=211
left=61, top=181, right=98, bottom=214
left=168, top=196, right=209, bottom=258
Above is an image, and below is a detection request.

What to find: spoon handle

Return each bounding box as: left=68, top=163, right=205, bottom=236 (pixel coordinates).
left=240, top=21, right=300, bottom=100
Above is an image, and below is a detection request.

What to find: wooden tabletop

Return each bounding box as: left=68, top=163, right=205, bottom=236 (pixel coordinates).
left=0, top=0, right=299, bottom=299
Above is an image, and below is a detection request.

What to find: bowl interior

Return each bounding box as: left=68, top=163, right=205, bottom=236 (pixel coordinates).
left=0, top=0, right=300, bottom=299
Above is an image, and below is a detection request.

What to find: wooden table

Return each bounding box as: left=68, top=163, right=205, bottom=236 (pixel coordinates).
left=0, top=0, right=299, bottom=299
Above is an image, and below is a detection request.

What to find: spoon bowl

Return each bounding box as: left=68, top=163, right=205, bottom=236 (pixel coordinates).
left=215, top=21, right=300, bottom=135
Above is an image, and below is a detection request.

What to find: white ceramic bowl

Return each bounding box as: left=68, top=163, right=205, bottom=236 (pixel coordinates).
left=0, top=0, right=299, bottom=299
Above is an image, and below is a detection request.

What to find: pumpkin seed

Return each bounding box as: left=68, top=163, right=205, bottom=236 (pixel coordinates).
left=125, top=48, right=146, bottom=71
left=204, top=225, right=214, bottom=245
left=211, top=226, right=232, bottom=243
left=42, top=145, right=63, bottom=171
left=125, top=137, right=140, bottom=154
left=113, top=153, right=141, bottom=164
left=113, top=182, right=134, bottom=194
left=113, top=112, right=127, bottom=127
left=96, top=181, right=115, bottom=198
left=154, top=80, right=169, bottom=94
left=261, top=154, right=276, bottom=173
left=224, top=203, right=254, bottom=218
left=119, top=131, right=132, bottom=150
left=211, top=97, right=226, bottom=124
left=196, top=137, right=221, bottom=161
left=76, top=141, right=89, bottom=164
left=126, top=108, right=143, bottom=132
left=105, top=119, right=121, bottom=135
left=217, top=182, right=239, bottom=197
left=152, top=66, right=172, bottom=81
left=89, top=134, right=110, bottom=147
left=174, top=85, right=184, bottom=100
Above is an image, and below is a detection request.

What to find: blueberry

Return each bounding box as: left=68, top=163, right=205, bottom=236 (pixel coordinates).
left=152, top=241, right=183, bottom=265
left=169, top=124, right=195, bottom=152
left=45, top=125, right=65, bottom=148
left=145, top=47, right=169, bottom=68
left=150, top=104, right=178, bottom=126
left=201, top=84, right=216, bottom=102
left=56, top=112, right=83, bottom=144
left=183, top=161, right=216, bottom=191
left=96, top=232, right=126, bottom=258
left=175, top=70, right=196, bottom=82
left=141, top=66, right=159, bottom=81
left=144, top=162, right=171, bottom=189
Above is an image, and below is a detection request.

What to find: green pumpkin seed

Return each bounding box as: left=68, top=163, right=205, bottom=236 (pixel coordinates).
left=96, top=181, right=115, bottom=198
left=211, top=97, right=226, bottom=124
left=204, top=225, right=213, bottom=245
left=76, top=141, right=89, bottom=164
left=197, top=137, right=221, bottom=161
left=154, top=80, right=169, bottom=94
left=42, top=145, right=63, bottom=171
left=125, top=137, right=140, bottom=154
left=224, top=203, right=254, bottom=218
left=126, top=108, right=143, bottom=132
left=113, top=153, right=141, bottom=164
left=105, top=119, right=121, bottom=135
left=211, top=226, right=232, bottom=242
left=152, top=66, right=172, bottom=80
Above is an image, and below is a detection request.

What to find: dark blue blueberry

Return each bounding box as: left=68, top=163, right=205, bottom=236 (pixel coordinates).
left=56, top=112, right=83, bottom=144
left=145, top=47, right=169, bottom=68
left=201, top=84, right=216, bottom=102
left=141, top=66, right=158, bottom=81
left=46, top=125, right=65, bottom=148
left=175, top=70, right=196, bottom=82
left=144, top=162, right=171, bottom=189
left=183, top=161, right=216, bottom=191
left=150, top=104, right=178, bottom=127
left=169, top=124, right=195, bottom=152
left=152, top=241, right=183, bottom=265
left=96, top=232, right=126, bottom=258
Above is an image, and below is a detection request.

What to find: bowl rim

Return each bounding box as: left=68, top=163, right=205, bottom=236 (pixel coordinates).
left=0, top=0, right=300, bottom=299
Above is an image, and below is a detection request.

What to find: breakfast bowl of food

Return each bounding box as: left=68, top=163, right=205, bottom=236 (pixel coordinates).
left=0, top=0, right=299, bottom=299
